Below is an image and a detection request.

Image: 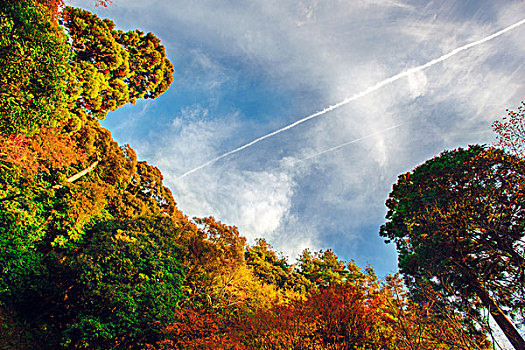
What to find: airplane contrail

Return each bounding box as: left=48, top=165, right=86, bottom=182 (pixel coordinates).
left=176, top=18, right=525, bottom=180
left=276, top=123, right=405, bottom=170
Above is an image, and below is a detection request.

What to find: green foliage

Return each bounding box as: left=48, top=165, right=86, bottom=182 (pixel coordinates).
left=246, top=241, right=369, bottom=294
left=380, top=145, right=525, bottom=346
left=1, top=216, right=186, bottom=349
left=245, top=238, right=295, bottom=289
left=61, top=6, right=174, bottom=120
left=0, top=0, right=71, bottom=135
left=59, top=217, right=186, bottom=349
left=296, top=248, right=364, bottom=289
left=0, top=191, right=47, bottom=304
left=0, top=2, right=494, bottom=349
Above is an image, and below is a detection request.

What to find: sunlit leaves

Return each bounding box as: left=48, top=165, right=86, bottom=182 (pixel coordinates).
left=381, top=145, right=525, bottom=345
left=493, top=101, right=525, bottom=156
left=61, top=6, right=174, bottom=120
left=114, top=30, right=174, bottom=103
left=0, top=0, right=71, bottom=135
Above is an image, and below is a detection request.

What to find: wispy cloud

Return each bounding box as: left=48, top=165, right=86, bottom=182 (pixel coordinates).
left=73, top=0, right=525, bottom=282
left=176, top=17, right=525, bottom=179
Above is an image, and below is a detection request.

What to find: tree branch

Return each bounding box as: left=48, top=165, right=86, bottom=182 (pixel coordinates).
left=52, top=157, right=99, bottom=189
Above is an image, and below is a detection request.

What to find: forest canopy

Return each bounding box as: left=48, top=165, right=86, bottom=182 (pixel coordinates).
left=0, top=0, right=522, bottom=349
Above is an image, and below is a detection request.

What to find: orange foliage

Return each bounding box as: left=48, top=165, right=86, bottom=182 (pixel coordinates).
left=146, top=306, right=244, bottom=350
left=234, top=283, right=393, bottom=349
left=493, top=101, right=525, bottom=156
left=153, top=284, right=394, bottom=350
left=0, top=128, right=86, bottom=177
left=35, top=0, right=65, bottom=22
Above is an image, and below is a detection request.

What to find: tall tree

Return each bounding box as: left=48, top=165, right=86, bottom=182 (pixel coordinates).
left=177, top=217, right=249, bottom=309
left=60, top=6, right=174, bottom=120
left=245, top=239, right=300, bottom=290
left=7, top=217, right=186, bottom=349
left=0, top=0, right=71, bottom=135
left=380, top=145, right=525, bottom=349
left=296, top=248, right=365, bottom=289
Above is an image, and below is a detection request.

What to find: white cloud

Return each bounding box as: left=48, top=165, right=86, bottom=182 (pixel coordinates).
left=73, top=0, right=525, bottom=286
left=131, top=103, right=297, bottom=244
left=169, top=166, right=297, bottom=243
left=233, top=171, right=295, bottom=235
left=407, top=70, right=428, bottom=98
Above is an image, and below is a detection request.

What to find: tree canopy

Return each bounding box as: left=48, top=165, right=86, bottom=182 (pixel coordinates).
left=0, top=0, right=71, bottom=135
left=380, top=145, right=525, bottom=349
left=61, top=6, right=174, bottom=120
left=0, top=0, right=505, bottom=348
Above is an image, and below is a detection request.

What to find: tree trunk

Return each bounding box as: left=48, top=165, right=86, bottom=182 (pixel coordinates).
left=473, top=281, right=525, bottom=350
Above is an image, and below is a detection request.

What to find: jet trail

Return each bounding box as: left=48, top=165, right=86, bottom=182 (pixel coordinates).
left=278, top=123, right=404, bottom=169
left=176, top=18, right=525, bottom=180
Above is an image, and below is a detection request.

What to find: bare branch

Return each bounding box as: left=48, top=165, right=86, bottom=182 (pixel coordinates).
left=52, top=156, right=99, bottom=189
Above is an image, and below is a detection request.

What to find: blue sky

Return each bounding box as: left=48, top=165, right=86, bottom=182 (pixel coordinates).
left=68, top=0, right=525, bottom=281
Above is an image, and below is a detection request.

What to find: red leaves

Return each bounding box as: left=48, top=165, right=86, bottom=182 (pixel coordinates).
left=150, top=307, right=244, bottom=350
left=94, top=0, right=112, bottom=7
left=150, top=282, right=398, bottom=350
left=0, top=128, right=86, bottom=177
left=229, top=283, right=395, bottom=349
left=492, top=101, right=525, bottom=156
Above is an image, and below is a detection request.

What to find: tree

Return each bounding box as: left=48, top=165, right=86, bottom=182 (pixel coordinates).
left=493, top=101, right=525, bottom=156
left=245, top=239, right=297, bottom=289
left=60, top=6, right=174, bottom=120
left=6, top=217, right=186, bottom=349
left=0, top=0, right=72, bottom=135
left=296, top=248, right=365, bottom=290
left=63, top=217, right=186, bottom=349
left=176, top=217, right=250, bottom=310
left=380, top=145, right=525, bottom=349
